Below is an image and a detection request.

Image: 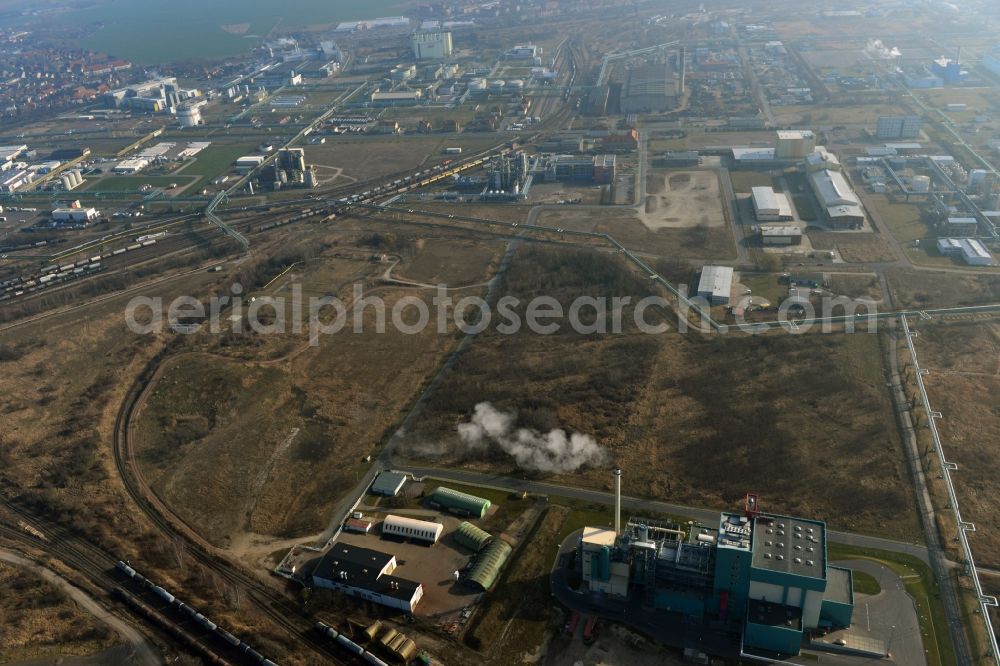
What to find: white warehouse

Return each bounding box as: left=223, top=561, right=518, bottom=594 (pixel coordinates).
left=751, top=186, right=794, bottom=221
left=382, top=515, right=443, bottom=544
left=937, top=238, right=993, bottom=266
left=411, top=30, right=453, bottom=60
left=52, top=207, right=99, bottom=223
left=697, top=265, right=734, bottom=305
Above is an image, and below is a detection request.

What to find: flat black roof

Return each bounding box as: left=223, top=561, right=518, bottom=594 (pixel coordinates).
left=312, top=543, right=420, bottom=601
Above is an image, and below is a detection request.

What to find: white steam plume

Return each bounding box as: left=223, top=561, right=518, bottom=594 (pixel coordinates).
left=457, top=402, right=607, bottom=473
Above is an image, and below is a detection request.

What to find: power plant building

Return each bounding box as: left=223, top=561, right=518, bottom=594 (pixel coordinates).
left=574, top=489, right=855, bottom=659
left=411, top=31, right=453, bottom=60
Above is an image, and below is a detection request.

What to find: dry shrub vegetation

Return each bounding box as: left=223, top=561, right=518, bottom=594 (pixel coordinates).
left=0, top=562, right=117, bottom=662
left=404, top=245, right=918, bottom=539
left=907, top=320, right=1000, bottom=569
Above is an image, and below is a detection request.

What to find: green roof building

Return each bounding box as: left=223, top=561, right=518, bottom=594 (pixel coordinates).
left=429, top=486, right=491, bottom=518
left=454, top=521, right=493, bottom=552
left=466, top=539, right=512, bottom=590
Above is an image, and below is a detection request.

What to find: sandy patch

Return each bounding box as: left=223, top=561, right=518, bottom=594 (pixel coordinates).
left=637, top=169, right=725, bottom=231
left=220, top=23, right=251, bottom=35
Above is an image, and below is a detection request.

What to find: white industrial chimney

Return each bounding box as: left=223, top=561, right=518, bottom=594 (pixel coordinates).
left=613, top=468, right=622, bottom=535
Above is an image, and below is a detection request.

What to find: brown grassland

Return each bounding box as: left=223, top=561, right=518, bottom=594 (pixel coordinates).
left=401, top=244, right=919, bottom=539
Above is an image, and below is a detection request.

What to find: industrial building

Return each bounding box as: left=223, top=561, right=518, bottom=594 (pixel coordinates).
left=311, top=543, right=423, bottom=613
left=937, top=237, right=993, bottom=265
left=371, top=471, right=407, bottom=497
left=930, top=57, right=965, bottom=84
left=454, top=522, right=493, bottom=552
left=750, top=187, right=794, bottom=221
left=482, top=151, right=533, bottom=201
left=759, top=225, right=803, bottom=246
left=876, top=116, right=922, bottom=140
left=696, top=265, right=733, bottom=305
left=656, top=151, right=701, bottom=167
left=466, top=539, right=512, bottom=591
left=574, top=474, right=854, bottom=659
left=808, top=169, right=866, bottom=229
left=620, top=63, right=677, bottom=114
left=804, top=146, right=840, bottom=172
left=381, top=515, right=443, bottom=544
left=264, top=148, right=317, bottom=190
left=775, top=131, right=815, bottom=159
left=52, top=207, right=99, bottom=223
left=411, top=31, right=453, bottom=60
left=0, top=144, right=27, bottom=171
left=428, top=486, right=491, bottom=518
left=545, top=154, right=616, bottom=184
left=371, top=90, right=422, bottom=107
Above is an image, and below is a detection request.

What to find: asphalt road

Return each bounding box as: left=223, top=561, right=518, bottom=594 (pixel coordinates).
left=392, top=464, right=933, bottom=563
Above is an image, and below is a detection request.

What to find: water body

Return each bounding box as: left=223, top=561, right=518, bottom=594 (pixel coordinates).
left=55, top=0, right=405, bottom=64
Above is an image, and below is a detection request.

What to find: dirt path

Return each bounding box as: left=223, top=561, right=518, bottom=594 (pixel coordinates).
left=0, top=550, right=161, bottom=666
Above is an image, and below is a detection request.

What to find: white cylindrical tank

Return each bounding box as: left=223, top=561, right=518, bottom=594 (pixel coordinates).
left=911, top=175, right=931, bottom=192
left=506, top=79, right=524, bottom=91
left=469, top=78, right=487, bottom=91
left=61, top=174, right=74, bottom=190
left=71, top=170, right=83, bottom=187
left=178, top=106, right=202, bottom=127
left=488, top=79, right=506, bottom=92
left=697, top=532, right=717, bottom=544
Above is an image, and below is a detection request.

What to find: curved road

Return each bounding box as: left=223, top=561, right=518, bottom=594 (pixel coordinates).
left=0, top=549, right=161, bottom=666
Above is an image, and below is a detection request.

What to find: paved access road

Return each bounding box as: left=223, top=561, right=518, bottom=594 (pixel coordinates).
left=393, top=464, right=932, bottom=563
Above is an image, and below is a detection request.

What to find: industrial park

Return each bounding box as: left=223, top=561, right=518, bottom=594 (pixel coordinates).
left=2, top=0, right=1000, bottom=665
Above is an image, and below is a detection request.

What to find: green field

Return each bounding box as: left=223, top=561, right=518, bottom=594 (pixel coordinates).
left=171, top=144, right=258, bottom=192
left=83, top=175, right=194, bottom=192
left=41, top=0, right=405, bottom=64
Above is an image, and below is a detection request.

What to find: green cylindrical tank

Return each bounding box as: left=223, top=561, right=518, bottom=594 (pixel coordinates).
left=599, top=546, right=610, bottom=581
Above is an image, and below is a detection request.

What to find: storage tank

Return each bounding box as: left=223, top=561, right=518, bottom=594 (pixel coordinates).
left=911, top=175, right=931, bottom=192
left=71, top=170, right=84, bottom=187
left=488, top=79, right=506, bottom=93
left=178, top=106, right=202, bottom=127
left=469, top=78, right=487, bottom=91
left=505, top=79, right=524, bottom=92
left=61, top=174, right=74, bottom=190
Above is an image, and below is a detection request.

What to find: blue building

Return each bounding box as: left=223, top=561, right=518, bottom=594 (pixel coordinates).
left=930, top=58, right=965, bottom=85
left=578, top=494, right=854, bottom=658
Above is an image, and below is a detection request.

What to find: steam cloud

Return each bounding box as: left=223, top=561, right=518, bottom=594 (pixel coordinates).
left=867, top=39, right=901, bottom=59
left=457, top=402, right=607, bottom=473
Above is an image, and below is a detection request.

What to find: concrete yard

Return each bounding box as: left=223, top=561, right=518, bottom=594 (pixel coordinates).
left=335, top=512, right=484, bottom=617
left=640, top=169, right=725, bottom=230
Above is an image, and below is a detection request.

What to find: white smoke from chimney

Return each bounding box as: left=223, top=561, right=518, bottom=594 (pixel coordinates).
left=456, top=402, right=607, bottom=473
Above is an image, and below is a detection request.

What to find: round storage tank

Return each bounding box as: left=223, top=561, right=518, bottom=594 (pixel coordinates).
left=469, top=78, right=487, bottom=91
left=505, top=79, right=524, bottom=91
left=488, top=79, right=506, bottom=92
left=911, top=175, right=931, bottom=193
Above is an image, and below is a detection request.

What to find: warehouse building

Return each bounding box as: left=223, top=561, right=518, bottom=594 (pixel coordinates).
left=775, top=130, right=815, bottom=159
left=759, top=225, right=803, bottom=245
left=371, top=471, right=407, bottom=497
left=428, top=486, right=491, bottom=518
left=454, top=522, right=493, bottom=552
left=382, top=515, right=443, bottom=544
left=750, top=187, right=794, bottom=221
left=876, top=116, right=922, bottom=140
left=620, top=63, right=676, bottom=114
left=411, top=31, right=453, bottom=60
left=466, top=539, right=513, bottom=591
left=311, top=543, right=424, bottom=613
left=696, top=265, right=733, bottom=305
left=371, top=90, right=423, bottom=107
left=576, top=487, right=854, bottom=659
left=937, top=237, right=993, bottom=265
left=52, top=207, right=99, bottom=223
left=808, top=169, right=866, bottom=229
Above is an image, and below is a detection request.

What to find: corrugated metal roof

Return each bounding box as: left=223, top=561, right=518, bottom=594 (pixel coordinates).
left=696, top=265, right=733, bottom=300
left=430, top=486, right=491, bottom=517
left=466, top=539, right=512, bottom=590
left=454, top=521, right=493, bottom=552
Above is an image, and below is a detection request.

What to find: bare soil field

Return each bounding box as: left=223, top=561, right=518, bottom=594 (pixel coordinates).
left=308, top=136, right=500, bottom=183
left=886, top=269, right=1000, bottom=309
left=535, top=208, right=736, bottom=261
left=807, top=230, right=898, bottom=263
left=0, top=560, right=118, bottom=663
left=396, top=237, right=505, bottom=286
left=906, top=320, right=1000, bottom=568
left=401, top=245, right=919, bottom=539
left=640, top=170, right=725, bottom=230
